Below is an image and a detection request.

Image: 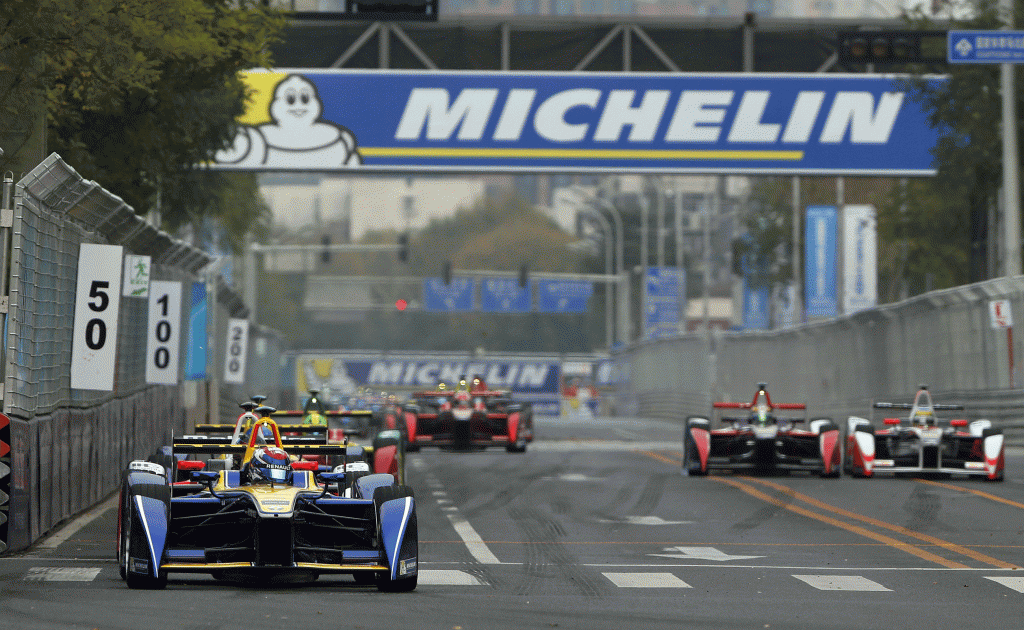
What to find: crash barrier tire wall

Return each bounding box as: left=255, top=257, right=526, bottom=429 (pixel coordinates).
left=0, top=155, right=261, bottom=553
left=615, top=276, right=1024, bottom=444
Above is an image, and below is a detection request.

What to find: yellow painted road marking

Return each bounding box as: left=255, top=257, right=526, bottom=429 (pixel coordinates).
left=914, top=477, right=1024, bottom=510
left=638, top=450, right=1019, bottom=570
left=711, top=476, right=969, bottom=569
left=747, top=477, right=1018, bottom=570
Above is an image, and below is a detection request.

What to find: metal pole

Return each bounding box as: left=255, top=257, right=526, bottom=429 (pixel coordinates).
left=792, top=176, right=802, bottom=322
left=836, top=176, right=845, bottom=312
left=703, top=179, right=715, bottom=337
left=657, top=176, right=666, bottom=269
left=245, top=241, right=257, bottom=327
left=640, top=186, right=650, bottom=340
left=583, top=208, right=614, bottom=349
left=674, top=177, right=684, bottom=334
left=1001, top=0, right=1021, bottom=276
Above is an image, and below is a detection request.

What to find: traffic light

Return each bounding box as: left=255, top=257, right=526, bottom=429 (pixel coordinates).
left=344, top=0, right=437, bottom=20
left=321, top=234, right=331, bottom=264
left=837, top=30, right=948, bottom=64
left=442, top=260, right=452, bottom=285
left=518, top=264, right=529, bottom=288
left=397, top=233, right=409, bottom=263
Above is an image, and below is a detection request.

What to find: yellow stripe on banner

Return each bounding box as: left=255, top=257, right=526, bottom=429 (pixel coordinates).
left=359, top=147, right=805, bottom=161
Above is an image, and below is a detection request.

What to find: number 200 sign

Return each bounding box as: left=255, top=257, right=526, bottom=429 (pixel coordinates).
left=146, top=281, right=182, bottom=384
left=71, top=244, right=124, bottom=390
left=224, top=318, right=249, bottom=385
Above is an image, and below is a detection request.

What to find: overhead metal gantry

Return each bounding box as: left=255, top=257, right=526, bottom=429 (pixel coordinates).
left=277, top=15, right=929, bottom=74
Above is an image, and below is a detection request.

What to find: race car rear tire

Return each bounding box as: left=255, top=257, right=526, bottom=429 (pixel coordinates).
left=122, top=481, right=169, bottom=590
left=373, top=484, right=418, bottom=593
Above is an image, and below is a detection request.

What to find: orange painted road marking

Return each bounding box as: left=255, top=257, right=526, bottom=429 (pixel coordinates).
left=914, top=477, right=1024, bottom=510
left=711, top=476, right=969, bottom=569
left=747, top=477, right=1018, bottom=570
left=638, top=450, right=1019, bottom=570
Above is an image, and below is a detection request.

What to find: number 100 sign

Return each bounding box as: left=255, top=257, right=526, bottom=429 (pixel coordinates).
left=71, top=244, right=123, bottom=391
left=146, top=281, right=182, bottom=384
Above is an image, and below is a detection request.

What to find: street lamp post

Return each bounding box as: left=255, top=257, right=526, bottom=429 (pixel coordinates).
left=580, top=208, right=614, bottom=349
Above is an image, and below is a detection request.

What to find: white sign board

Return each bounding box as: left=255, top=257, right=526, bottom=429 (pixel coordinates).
left=146, top=281, right=183, bottom=384
left=71, top=244, right=123, bottom=390
left=223, top=318, right=249, bottom=384
left=990, top=299, right=1013, bottom=329
left=122, top=254, right=151, bottom=297
left=842, top=205, right=877, bottom=314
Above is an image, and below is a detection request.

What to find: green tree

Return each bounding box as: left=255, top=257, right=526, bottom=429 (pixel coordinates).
left=0, top=0, right=284, bottom=246
left=893, top=0, right=1022, bottom=292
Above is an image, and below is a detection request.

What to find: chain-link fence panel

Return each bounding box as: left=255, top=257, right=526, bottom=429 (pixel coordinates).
left=0, top=154, right=260, bottom=554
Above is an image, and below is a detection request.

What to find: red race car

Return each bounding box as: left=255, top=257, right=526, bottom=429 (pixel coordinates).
left=684, top=383, right=841, bottom=477
left=401, top=378, right=533, bottom=452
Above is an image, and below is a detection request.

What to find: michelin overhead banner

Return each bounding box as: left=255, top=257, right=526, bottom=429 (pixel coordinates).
left=211, top=69, right=944, bottom=176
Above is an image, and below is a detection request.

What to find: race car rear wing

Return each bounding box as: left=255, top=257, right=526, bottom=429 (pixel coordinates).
left=873, top=402, right=965, bottom=410
left=171, top=441, right=353, bottom=458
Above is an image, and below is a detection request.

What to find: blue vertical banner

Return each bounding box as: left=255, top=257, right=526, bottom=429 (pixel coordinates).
left=184, top=282, right=208, bottom=380
left=743, top=279, right=771, bottom=330
left=644, top=266, right=685, bottom=338
left=804, top=205, right=838, bottom=319
left=480, top=278, right=531, bottom=312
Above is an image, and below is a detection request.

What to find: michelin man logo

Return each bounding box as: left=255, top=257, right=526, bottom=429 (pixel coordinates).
left=215, top=74, right=362, bottom=168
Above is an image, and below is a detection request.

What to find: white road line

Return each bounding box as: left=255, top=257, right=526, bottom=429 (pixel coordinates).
left=793, top=575, right=892, bottom=591
left=986, top=576, right=1024, bottom=592
left=34, top=495, right=118, bottom=550
left=603, top=572, right=690, bottom=588
left=446, top=513, right=502, bottom=565
left=24, top=567, right=101, bottom=582
left=419, top=569, right=487, bottom=586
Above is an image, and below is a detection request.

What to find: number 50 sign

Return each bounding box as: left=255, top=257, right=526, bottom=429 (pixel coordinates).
left=71, top=244, right=123, bottom=390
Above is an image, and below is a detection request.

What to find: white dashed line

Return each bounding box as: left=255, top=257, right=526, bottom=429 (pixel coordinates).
left=603, top=572, right=691, bottom=588
left=793, top=575, right=891, bottom=591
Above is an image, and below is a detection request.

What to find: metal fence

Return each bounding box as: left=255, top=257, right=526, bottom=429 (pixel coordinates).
left=615, top=277, right=1024, bottom=442
left=0, top=154, right=264, bottom=553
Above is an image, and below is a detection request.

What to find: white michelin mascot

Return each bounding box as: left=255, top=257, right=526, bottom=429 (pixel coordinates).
left=215, top=74, right=362, bottom=168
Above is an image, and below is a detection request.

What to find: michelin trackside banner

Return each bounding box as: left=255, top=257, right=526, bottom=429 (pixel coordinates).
left=297, top=357, right=561, bottom=395
left=211, top=69, right=944, bottom=176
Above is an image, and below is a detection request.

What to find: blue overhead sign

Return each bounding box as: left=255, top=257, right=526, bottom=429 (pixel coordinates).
left=423, top=277, right=474, bottom=312
left=480, top=278, right=531, bottom=312
left=210, top=69, right=945, bottom=176
left=537, top=280, right=593, bottom=313
left=949, top=31, right=1024, bottom=64
left=743, top=280, right=771, bottom=330
left=644, top=266, right=684, bottom=338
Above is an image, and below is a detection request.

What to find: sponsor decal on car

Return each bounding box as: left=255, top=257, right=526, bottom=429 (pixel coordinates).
left=399, top=557, right=417, bottom=576
left=131, top=558, right=149, bottom=574
left=964, top=462, right=986, bottom=469
left=874, top=459, right=895, bottom=467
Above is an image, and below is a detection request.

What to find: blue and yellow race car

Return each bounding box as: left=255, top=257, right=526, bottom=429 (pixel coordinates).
left=117, top=408, right=418, bottom=591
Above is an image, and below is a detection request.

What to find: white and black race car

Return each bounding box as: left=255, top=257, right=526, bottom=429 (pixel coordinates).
left=844, top=386, right=1004, bottom=481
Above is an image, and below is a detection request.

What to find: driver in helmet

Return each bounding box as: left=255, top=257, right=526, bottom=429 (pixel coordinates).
left=471, top=375, right=486, bottom=392
left=455, top=377, right=470, bottom=393
left=244, top=446, right=293, bottom=485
